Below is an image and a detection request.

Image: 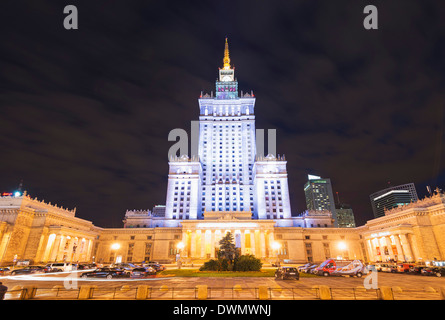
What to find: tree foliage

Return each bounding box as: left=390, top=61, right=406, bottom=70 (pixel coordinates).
left=218, top=232, right=238, bottom=263
left=199, top=232, right=262, bottom=272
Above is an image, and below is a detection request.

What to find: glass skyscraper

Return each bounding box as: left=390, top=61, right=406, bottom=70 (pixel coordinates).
left=370, top=183, right=418, bottom=218
left=304, top=175, right=338, bottom=227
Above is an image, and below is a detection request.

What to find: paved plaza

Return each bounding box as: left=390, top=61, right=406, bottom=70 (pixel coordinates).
left=2, top=269, right=444, bottom=300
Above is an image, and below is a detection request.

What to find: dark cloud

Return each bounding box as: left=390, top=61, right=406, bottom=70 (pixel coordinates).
left=0, top=0, right=444, bottom=227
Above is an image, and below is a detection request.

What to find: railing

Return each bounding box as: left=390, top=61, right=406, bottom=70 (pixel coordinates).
left=4, top=285, right=444, bottom=300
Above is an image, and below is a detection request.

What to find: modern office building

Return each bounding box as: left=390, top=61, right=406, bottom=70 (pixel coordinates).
left=335, top=203, right=356, bottom=228
left=370, top=183, right=418, bottom=218
left=304, top=175, right=338, bottom=227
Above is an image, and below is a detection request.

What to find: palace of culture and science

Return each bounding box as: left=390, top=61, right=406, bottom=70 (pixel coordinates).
left=0, top=40, right=444, bottom=266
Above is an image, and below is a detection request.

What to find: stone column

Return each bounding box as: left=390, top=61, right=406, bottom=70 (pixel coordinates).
left=366, top=239, right=375, bottom=262
left=191, top=231, right=196, bottom=258
left=268, top=232, right=275, bottom=258
left=393, top=235, right=405, bottom=262
left=384, top=236, right=395, bottom=260
left=201, top=232, right=206, bottom=259
left=49, top=235, right=62, bottom=262
left=372, top=239, right=381, bottom=262
left=182, top=231, right=187, bottom=257
left=86, top=239, right=93, bottom=262
left=241, top=231, right=245, bottom=255
left=260, top=231, right=266, bottom=258
left=399, top=233, right=413, bottom=262
left=408, top=233, right=421, bottom=262
left=379, top=237, right=388, bottom=261
left=57, top=236, right=68, bottom=261
left=210, top=231, right=215, bottom=258
left=250, top=232, right=256, bottom=256
left=34, top=232, right=49, bottom=263
left=43, top=234, right=56, bottom=262
left=66, top=238, right=74, bottom=262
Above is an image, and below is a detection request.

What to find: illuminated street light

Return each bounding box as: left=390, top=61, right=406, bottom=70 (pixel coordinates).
left=272, top=242, right=281, bottom=267
left=176, top=242, right=185, bottom=250
left=110, top=243, right=120, bottom=263
left=338, top=242, right=347, bottom=250
left=338, top=241, right=348, bottom=260
left=176, top=242, right=184, bottom=269
left=271, top=242, right=281, bottom=250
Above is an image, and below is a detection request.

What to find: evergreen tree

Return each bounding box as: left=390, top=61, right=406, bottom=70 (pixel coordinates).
left=218, top=232, right=237, bottom=263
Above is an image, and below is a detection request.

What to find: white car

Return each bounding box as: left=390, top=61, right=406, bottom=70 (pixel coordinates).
left=45, top=263, right=73, bottom=272
left=380, top=264, right=397, bottom=273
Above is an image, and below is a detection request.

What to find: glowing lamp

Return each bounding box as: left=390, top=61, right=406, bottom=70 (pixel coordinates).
left=14, top=191, right=21, bottom=197
left=176, top=242, right=185, bottom=250
left=111, top=243, right=120, bottom=250
left=272, top=242, right=281, bottom=250
left=338, top=242, right=347, bottom=250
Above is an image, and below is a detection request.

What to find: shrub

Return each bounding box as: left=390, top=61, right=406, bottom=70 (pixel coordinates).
left=199, top=259, right=220, bottom=271
left=233, top=255, right=263, bottom=271
left=199, top=254, right=263, bottom=272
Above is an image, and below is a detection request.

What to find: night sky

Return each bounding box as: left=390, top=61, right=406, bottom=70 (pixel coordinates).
left=1, top=0, right=444, bottom=228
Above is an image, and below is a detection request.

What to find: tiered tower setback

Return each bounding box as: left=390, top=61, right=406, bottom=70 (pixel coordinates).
left=164, top=39, right=292, bottom=225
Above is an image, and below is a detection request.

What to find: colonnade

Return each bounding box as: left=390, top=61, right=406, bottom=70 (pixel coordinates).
left=180, top=229, right=275, bottom=259
left=366, top=232, right=419, bottom=262
left=37, top=233, right=94, bottom=263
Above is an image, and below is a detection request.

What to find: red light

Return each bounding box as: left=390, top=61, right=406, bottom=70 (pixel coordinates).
left=2, top=192, right=13, bottom=196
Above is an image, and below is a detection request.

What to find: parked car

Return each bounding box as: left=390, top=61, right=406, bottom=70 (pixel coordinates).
left=275, top=267, right=299, bottom=280
left=332, top=260, right=365, bottom=278
left=304, top=264, right=318, bottom=273
left=315, top=259, right=364, bottom=277
left=377, top=263, right=395, bottom=272
left=420, top=267, right=445, bottom=277
left=0, top=267, right=11, bottom=276
left=10, top=265, right=48, bottom=275
left=111, top=263, right=138, bottom=274
left=409, top=264, right=427, bottom=274
left=45, top=263, right=73, bottom=272
left=383, top=264, right=398, bottom=273
left=421, top=267, right=434, bottom=276
left=434, top=268, right=445, bottom=277
left=130, top=267, right=157, bottom=278
left=80, top=267, right=129, bottom=279
left=308, top=265, right=320, bottom=274
left=397, top=263, right=416, bottom=273
left=144, top=262, right=166, bottom=271
left=374, top=263, right=385, bottom=272
left=297, top=263, right=312, bottom=273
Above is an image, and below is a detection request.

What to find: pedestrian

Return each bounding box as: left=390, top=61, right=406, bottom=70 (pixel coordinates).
left=0, top=282, right=8, bottom=300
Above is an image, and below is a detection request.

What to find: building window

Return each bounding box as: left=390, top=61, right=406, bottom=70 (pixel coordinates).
left=127, top=243, right=135, bottom=262
left=144, top=243, right=152, bottom=261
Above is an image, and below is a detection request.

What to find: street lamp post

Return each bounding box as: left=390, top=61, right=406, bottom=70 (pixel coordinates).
left=272, top=242, right=281, bottom=267
left=338, top=241, right=347, bottom=260
left=176, top=242, right=184, bottom=269
left=111, top=243, right=120, bottom=264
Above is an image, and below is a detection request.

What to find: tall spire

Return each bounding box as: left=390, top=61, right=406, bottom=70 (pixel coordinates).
left=223, top=37, right=231, bottom=70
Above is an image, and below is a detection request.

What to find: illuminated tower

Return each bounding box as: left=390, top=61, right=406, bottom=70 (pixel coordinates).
left=198, top=37, right=257, bottom=217
left=165, top=38, right=292, bottom=224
